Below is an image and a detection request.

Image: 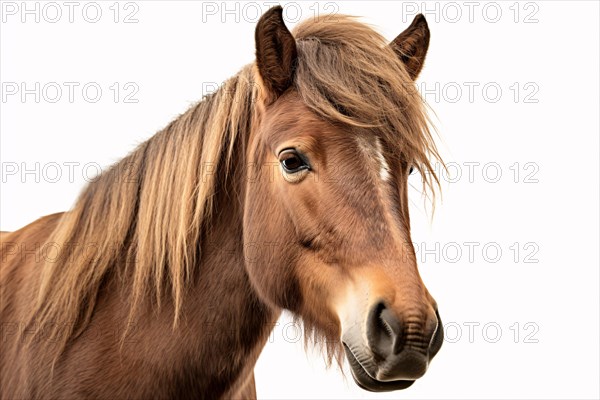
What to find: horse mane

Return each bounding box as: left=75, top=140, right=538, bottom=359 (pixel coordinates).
left=28, top=15, right=441, bottom=354
left=29, top=66, right=257, bottom=348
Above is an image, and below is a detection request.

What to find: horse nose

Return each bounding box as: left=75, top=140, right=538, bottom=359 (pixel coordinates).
left=366, top=302, right=439, bottom=381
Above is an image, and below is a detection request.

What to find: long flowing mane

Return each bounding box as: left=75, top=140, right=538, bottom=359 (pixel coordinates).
left=28, top=15, right=441, bottom=352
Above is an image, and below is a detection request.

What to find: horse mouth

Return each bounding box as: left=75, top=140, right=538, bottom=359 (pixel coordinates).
left=343, top=344, right=415, bottom=392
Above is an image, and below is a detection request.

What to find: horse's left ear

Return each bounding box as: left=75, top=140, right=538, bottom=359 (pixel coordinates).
left=390, top=14, right=430, bottom=80
left=255, top=6, right=297, bottom=104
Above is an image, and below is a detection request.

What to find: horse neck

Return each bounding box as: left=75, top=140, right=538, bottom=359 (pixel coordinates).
left=171, top=154, right=279, bottom=393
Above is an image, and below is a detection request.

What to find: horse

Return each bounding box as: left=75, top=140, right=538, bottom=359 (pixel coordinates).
left=0, top=7, right=443, bottom=399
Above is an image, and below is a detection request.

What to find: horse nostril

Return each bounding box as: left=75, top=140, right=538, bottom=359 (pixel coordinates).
left=379, top=307, right=399, bottom=337
left=366, top=302, right=402, bottom=359
left=379, top=306, right=404, bottom=355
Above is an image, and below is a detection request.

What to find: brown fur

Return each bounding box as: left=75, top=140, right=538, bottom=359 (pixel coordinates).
left=1, top=9, right=441, bottom=399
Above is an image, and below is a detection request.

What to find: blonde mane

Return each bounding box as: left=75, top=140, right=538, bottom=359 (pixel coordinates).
left=29, top=15, right=442, bottom=351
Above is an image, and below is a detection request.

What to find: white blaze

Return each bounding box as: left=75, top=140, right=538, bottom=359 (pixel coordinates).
left=355, top=136, right=391, bottom=182
left=374, top=137, right=391, bottom=182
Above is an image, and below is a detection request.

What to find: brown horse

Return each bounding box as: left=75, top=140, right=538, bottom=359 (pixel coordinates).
left=0, top=7, right=443, bottom=399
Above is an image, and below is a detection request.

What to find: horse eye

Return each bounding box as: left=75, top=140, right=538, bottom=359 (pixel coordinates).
left=279, top=149, right=309, bottom=173
left=409, top=166, right=415, bottom=175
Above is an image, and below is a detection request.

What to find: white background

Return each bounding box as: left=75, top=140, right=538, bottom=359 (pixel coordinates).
left=1, top=1, right=599, bottom=399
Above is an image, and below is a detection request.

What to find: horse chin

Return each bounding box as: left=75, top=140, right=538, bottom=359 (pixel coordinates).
left=343, top=345, right=415, bottom=392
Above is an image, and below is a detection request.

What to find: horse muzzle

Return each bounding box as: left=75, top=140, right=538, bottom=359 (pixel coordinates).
left=341, top=301, right=443, bottom=392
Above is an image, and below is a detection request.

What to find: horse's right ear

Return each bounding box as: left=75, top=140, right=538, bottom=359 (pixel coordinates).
left=255, top=6, right=297, bottom=104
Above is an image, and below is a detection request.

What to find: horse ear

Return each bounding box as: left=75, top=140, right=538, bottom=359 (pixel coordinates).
left=255, top=6, right=297, bottom=103
left=390, top=14, right=430, bottom=80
